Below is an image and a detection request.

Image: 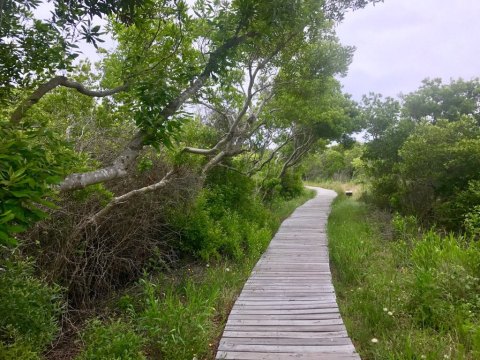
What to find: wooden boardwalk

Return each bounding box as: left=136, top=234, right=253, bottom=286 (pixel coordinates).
left=216, top=187, right=360, bottom=360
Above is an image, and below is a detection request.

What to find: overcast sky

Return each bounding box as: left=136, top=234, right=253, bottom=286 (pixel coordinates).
left=335, top=0, right=480, bottom=101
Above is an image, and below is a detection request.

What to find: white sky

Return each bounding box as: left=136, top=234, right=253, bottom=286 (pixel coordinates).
left=335, top=0, right=480, bottom=101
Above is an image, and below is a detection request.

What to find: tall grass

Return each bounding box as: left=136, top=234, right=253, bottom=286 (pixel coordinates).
left=328, top=193, right=480, bottom=359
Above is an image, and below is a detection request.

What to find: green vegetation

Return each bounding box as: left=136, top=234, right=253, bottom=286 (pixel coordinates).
left=1, top=0, right=375, bottom=357
left=72, top=190, right=314, bottom=360
left=328, top=192, right=480, bottom=359
left=301, top=77, right=480, bottom=359
left=360, top=79, right=480, bottom=232
left=0, top=261, right=63, bottom=359
left=3, top=1, right=478, bottom=359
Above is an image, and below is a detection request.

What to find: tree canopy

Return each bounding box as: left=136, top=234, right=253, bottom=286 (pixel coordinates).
left=1, top=0, right=378, bottom=245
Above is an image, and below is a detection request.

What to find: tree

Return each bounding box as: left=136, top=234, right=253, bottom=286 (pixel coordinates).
left=360, top=92, right=401, bottom=140
left=1, top=0, right=378, bottom=245
left=0, top=0, right=147, bottom=104
left=360, top=78, right=480, bottom=230
left=402, top=78, right=480, bottom=124
left=398, top=118, right=480, bottom=228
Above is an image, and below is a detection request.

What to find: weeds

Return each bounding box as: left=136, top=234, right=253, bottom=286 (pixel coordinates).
left=0, top=260, right=63, bottom=359
left=328, top=192, right=480, bottom=359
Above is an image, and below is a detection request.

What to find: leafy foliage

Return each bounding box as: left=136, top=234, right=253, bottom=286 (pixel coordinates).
left=402, top=78, right=480, bottom=124
left=303, top=143, right=365, bottom=182
left=0, top=260, right=63, bottom=357
left=361, top=79, right=480, bottom=231
left=168, top=167, right=274, bottom=261
left=77, top=319, right=146, bottom=360
left=0, top=119, right=77, bottom=246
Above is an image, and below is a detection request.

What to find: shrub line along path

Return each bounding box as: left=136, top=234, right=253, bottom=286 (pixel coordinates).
left=216, top=187, right=360, bottom=359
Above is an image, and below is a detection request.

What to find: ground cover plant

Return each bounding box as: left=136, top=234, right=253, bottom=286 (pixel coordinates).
left=327, top=189, right=480, bottom=360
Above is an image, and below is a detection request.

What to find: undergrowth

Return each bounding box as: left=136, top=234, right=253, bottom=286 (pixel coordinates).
left=328, top=192, right=480, bottom=359
left=71, top=187, right=315, bottom=360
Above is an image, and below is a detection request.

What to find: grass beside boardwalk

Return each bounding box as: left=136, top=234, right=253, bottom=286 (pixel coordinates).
left=73, top=190, right=316, bottom=360
left=327, top=192, right=480, bottom=360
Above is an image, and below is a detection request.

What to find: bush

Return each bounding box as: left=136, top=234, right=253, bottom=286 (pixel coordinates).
left=76, top=319, right=145, bottom=360
left=0, top=260, right=63, bottom=357
left=0, top=119, right=78, bottom=246
left=365, top=117, right=480, bottom=231
left=167, top=167, right=274, bottom=261
left=0, top=341, right=40, bottom=360
left=279, top=171, right=304, bottom=199
left=465, top=205, right=480, bottom=239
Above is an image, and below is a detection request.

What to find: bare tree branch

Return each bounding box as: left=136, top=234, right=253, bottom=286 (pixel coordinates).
left=183, top=146, right=218, bottom=155
left=59, top=131, right=145, bottom=191
left=248, top=135, right=292, bottom=176
left=279, top=132, right=315, bottom=178
left=89, top=169, right=176, bottom=224
left=218, top=163, right=247, bottom=176
left=11, top=76, right=128, bottom=123
left=196, top=100, right=230, bottom=119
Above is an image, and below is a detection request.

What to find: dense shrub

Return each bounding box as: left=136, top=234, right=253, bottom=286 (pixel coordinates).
left=279, top=171, right=304, bottom=199
left=0, top=260, right=63, bottom=358
left=397, top=118, right=480, bottom=228
left=168, top=167, right=274, bottom=261
left=302, top=144, right=364, bottom=182
left=361, top=79, right=480, bottom=232
left=0, top=119, right=78, bottom=246
left=363, top=117, right=480, bottom=231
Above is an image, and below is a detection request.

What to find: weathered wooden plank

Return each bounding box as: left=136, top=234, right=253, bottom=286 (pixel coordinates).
left=219, top=337, right=352, bottom=346
left=232, top=304, right=339, bottom=310
left=229, top=308, right=340, bottom=315
left=228, top=313, right=341, bottom=320
left=223, top=325, right=347, bottom=332
left=236, top=296, right=334, bottom=301
left=216, top=351, right=360, bottom=359
left=226, top=319, right=344, bottom=326
left=221, top=330, right=349, bottom=339
left=217, top=343, right=356, bottom=353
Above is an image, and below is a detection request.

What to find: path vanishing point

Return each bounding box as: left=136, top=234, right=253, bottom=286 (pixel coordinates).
left=216, top=187, right=361, bottom=360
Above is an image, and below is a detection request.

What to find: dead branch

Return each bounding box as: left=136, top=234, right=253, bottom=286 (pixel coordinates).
left=279, top=132, right=315, bottom=178
left=248, top=135, right=292, bottom=176
left=89, top=169, right=176, bottom=224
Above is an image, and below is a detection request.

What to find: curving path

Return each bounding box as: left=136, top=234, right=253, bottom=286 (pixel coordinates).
left=216, top=187, right=360, bottom=360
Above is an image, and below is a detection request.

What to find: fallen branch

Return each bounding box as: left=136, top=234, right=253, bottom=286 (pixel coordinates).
left=89, top=169, right=176, bottom=224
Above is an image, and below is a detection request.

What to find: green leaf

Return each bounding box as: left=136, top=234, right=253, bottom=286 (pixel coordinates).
left=0, top=211, right=15, bottom=224
left=6, top=224, right=27, bottom=234
left=10, top=190, right=31, bottom=198
left=0, top=230, right=17, bottom=246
